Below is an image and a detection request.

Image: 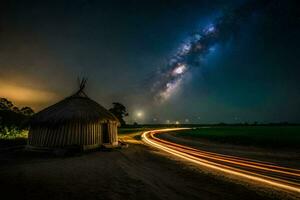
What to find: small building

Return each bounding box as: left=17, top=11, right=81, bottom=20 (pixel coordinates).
left=27, top=80, right=120, bottom=151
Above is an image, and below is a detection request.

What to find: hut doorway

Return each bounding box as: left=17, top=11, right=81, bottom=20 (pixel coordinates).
left=102, top=123, right=109, bottom=143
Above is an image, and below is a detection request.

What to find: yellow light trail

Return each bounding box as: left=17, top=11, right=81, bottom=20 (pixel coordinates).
left=141, top=128, right=300, bottom=194
left=150, top=132, right=300, bottom=178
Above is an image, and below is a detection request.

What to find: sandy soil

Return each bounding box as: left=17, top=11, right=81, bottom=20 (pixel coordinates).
left=0, top=135, right=296, bottom=200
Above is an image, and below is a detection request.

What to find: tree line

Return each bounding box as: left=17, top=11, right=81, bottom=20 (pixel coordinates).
left=0, top=98, right=34, bottom=137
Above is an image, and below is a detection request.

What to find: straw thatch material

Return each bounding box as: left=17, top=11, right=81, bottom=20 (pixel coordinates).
left=27, top=80, right=120, bottom=151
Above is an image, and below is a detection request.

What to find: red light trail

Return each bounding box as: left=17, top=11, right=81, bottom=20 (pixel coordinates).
left=142, top=128, right=300, bottom=194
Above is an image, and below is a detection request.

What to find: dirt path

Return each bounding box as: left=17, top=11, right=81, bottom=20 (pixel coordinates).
left=0, top=137, right=292, bottom=200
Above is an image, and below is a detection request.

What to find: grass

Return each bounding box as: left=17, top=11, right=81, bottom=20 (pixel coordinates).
left=0, top=130, right=28, bottom=148
left=0, top=129, right=28, bottom=139
left=171, top=126, right=300, bottom=149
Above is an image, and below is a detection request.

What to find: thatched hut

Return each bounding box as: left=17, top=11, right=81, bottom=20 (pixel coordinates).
left=27, top=80, right=120, bottom=151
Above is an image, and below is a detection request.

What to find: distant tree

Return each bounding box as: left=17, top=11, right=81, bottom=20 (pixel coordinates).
left=0, top=97, right=34, bottom=134
left=0, top=110, right=27, bottom=129
left=109, top=102, right=129, bottom=126
left=12, top=106, right=20, bottom=113
left=0, top=98, right=34, bottom=115
left=0, top=98, right=14, bottom=110
left=133, top=122, right=138, bottom=126
left=20, top=107, right=34, bottom=116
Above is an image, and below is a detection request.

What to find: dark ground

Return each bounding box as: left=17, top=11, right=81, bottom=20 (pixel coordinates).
left=0, top=143, right=289, bottom=200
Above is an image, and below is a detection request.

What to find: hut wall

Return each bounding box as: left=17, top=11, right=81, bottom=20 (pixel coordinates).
left=28, top=122, right=104, bottom=148
left=108, top=122, right=118, bottom=146
left=28, top=120, right=118, bottom=150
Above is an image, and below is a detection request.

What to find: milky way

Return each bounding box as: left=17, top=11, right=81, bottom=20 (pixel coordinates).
left=152, top=0, right=270, bottom=103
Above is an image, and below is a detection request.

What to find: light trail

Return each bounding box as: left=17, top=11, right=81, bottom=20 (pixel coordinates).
left=141, top=128, right=300, bottom=194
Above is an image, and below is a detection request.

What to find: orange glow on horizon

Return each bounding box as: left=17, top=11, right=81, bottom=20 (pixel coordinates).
left=0, top=81, right=58, bottom=110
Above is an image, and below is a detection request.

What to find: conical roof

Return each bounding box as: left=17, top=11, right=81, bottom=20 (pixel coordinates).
left=30, top=79, right=119, bottom=126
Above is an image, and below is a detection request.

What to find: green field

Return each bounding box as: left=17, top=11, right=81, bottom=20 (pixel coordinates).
left=171, top=126, right=300, bottom=149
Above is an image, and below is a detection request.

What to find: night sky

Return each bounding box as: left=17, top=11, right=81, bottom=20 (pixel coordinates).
left=0, top=0, right=299, bottom=124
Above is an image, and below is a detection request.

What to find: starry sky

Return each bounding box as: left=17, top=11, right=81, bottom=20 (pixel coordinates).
left=0, top=0, right=299, bottom=124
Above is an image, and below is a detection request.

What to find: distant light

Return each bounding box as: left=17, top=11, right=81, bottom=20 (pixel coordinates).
left=166, top=120, right=170, bottom=124
left=208, top=26, right=215, bottom=32
left=178, top=43, right=192, bottom=56
left=136, top=111, right=144, bottom=118
left=205, top=24, right=216, bottom=34
left=175, top=121, right=180, bottom=125
left=185, top=119, right=189, bottom=123
left=172, top=64, right=187, bottom=75
left=182, top=44, right=191, bottom=52
left=159, top=78, right=183, bottom=101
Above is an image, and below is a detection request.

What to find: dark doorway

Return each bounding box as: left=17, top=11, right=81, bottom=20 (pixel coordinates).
left=102, top=123, right=109, bottom=143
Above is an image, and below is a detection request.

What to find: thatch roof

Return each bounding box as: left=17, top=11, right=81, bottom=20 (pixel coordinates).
left=30, top=79, right=119, bottom=126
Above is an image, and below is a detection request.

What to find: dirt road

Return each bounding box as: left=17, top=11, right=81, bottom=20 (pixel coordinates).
left=0, top=134, right=293, bottom=200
